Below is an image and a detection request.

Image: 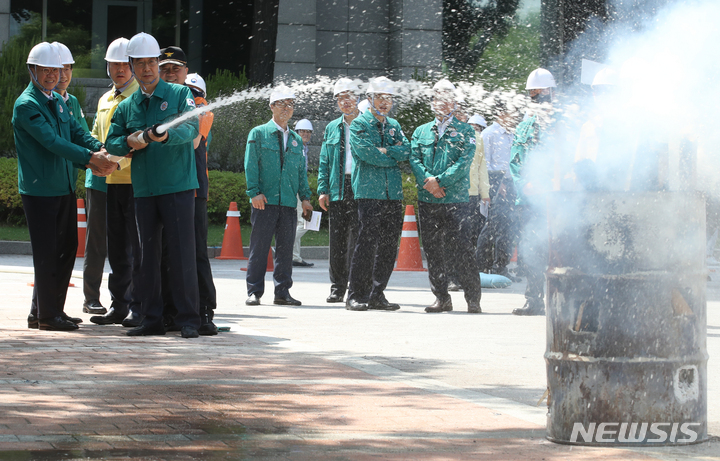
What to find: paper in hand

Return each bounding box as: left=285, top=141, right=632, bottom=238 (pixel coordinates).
left=303, top=211, right=322, bottom=231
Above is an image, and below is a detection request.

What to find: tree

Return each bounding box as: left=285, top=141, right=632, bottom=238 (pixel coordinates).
left=443, top=0, right=521, bottom=76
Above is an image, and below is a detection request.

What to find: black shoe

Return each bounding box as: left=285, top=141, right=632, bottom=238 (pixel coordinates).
left=83, top=301, right=107, bottom=315
left=61, top=312, right=83, bottom=324
left=326, top=292, right=345, bottom=303
left=368, top=297, right=400, bottom=311
left=467, top=301, right=482, bottom=314
left=90, top=307, right=129, bottom=325
left=27, top=314, right=38, bottom=329
left=274, top=294, right=302, bottom=306
left=126, top=324, right=166, bottom=336
left=198, top=310, right=218, bottom=336
left=425, top=297, right=453, bottom=313
left=245, top=294, right=261, bottom=306
left=38, top=316, right=79, bottom=331
left=180, top=326, right=199, bottom=338
left=447, top=281, right=461, bottom=292
left=122, top=311, right=144, bottom=328
left=512, top=300, right=545, bottom=316
left=292, top=260, right=314, bottom=267
left=345, top=299, right=368, bottom=311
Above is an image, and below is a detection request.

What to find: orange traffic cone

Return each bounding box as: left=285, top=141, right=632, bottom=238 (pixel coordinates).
left=76, top=198, right=86, bottom=258
left=241, top=248, right=274, bottom=272
left=217, top=202, right=247, bottom=260
left=511, top=246, right=517, bottom=262
left=395, top=205, right=426, bottom=271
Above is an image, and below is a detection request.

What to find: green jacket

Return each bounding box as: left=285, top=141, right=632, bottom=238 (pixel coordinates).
left=349, top=110, right=410, bottom=200
left=244, top=120, right=312, bottom=207
left=317, top=115, right=351, bottom=202
left=509, top=115, right=540, bottom=206
left=409, top=118, right=476, bottom=204
left=64, top=92, right=104, bottom=193
left=12, top=83, right=102, bottom=197
left=106, top=79, right=199, bottom=198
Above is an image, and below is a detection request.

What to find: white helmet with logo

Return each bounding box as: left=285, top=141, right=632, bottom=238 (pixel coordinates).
left=526, top=68, right=557, bottom=90
left=105, top=38, right=130, bottom=63
left=591, top=67, right=619, bottom=88
left=294, top=119, right=313, bottom=131
left=185, top=73, right=207, bottom=96
left=27, top=42, right=63, bottom=68
left=366, top=76, right=395, bottom=95
left=126, top=32, right=161, bottom=59
left=468, top=114, right=487, bottom=127
left=334, top=78, right=361, bottom=97
left=269, top=86, right=296, bottom=104
left=433, top=79, right=456, bottom=92
left=52, top=42, right=74, bottom=65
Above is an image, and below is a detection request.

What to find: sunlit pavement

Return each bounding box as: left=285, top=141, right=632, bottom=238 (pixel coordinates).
left=0, top=254, right=718, bottom=460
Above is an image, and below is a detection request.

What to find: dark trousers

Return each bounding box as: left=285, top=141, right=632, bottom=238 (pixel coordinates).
left=418, top=201, right=482, bottom=304
left=23, top=193, right=77, bottom=320
left=161, top=197, right=217, bottom=318
left=83, top=187, right=107, bottom=303
left=347, top=199, right=403, bottom=303
left=328, top=177, right=358, bottom=296
left=477, top=172, right=515, bottom=273
left=135, top=190, right=200, bottom=329
left=446, top=195, right=484, bottom=283
left=106, top=184, right=141, bottom=314
left=246, top=204, right=296, bottom=298
left=518, top=205, right=547, bottom=305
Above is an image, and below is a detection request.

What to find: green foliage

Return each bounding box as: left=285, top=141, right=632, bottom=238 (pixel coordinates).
left=0, top=35, right=35, bottom=156
left=0, top=158, right=24, bottom=224
left=207, top=170, right=250, bottom=225
left=474, top=15, right=542, bottom=91
left=401, top=173, right=419, bottom=210
left=394, top=101, right=433, bottom=146
left=205, top=68, right=267, bottom=172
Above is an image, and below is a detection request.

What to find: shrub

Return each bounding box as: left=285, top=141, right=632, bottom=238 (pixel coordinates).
left=204, top=69, right=269, bottom=172
left=0, top=35, right=35, bottom=157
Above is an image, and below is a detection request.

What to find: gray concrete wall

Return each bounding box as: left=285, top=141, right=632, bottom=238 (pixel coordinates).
left=74, top=78, right=114, bottom=120
left=276, top=0, right=441, bottom=81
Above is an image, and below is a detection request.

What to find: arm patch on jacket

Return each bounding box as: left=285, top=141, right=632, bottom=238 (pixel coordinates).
left=30, top=114, right=41, bottom=121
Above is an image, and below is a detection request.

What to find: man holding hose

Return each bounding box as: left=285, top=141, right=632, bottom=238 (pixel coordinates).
left=106, top=32, right=201, bottom=338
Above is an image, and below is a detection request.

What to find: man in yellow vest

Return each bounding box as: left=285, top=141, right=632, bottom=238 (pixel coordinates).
left=88, top=37, right=143, bottom=328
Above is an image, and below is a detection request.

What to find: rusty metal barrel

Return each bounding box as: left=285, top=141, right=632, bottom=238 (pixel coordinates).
left=545, top=191, right=708, bottom=446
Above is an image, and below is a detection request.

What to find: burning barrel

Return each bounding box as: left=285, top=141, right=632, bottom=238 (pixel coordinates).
left=545, top=191, right=708, bottom=445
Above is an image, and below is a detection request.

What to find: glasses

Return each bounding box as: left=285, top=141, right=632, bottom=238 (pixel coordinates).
left=274, top=101, right=295, bottom=108
left=59, top=67, right=73, bottom=74
left=337, top=94, right=357, bottom=102
left=374, top=95, right=393, bottom=102
left=37, top=67, right=60, bottom=76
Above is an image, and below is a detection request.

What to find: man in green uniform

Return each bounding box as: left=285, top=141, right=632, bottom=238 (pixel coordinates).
left=244, top=87, right=313, bottom=307
left=317, top=78, right=361, bottom=303
left=346, top=77, right=410, bottom=312
left=13, top=42, right=115, bottom=331
left=105, top=32, right=201, bottom=338
left=52, top=41, right=111, bottom=316
left=509, top=68, right=557, bottom=316
left=410, top=79, right=482, bottom=313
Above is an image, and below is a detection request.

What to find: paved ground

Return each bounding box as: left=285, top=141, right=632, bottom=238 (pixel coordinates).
left=0, top=255, right=718, bottom=460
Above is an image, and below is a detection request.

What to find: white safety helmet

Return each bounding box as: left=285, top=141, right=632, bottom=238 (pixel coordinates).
left=269, top=86, right=295, bottom=104
left=126, top=32, right=161, bottom=59
left=591, top=67, right=619, bottom=88
left=105, top=38, right=130, bottom=63
left=467, top=114, right=487, bottom=127
left=185, top=73, right=207, bottom=96
left=52, top=42, right=74, bottom=65
left=432, top=78, right=456, bottom=92
left=27, top=42, right=63, bottom=68
left=526, top=68, right=557, bottom=90
left=366, top=76, right=395, bottom=95
left=334, top=78, right=361, bottom=97
left=357, top=99, right=370, bottom=113
left=294, top=119, right=313, bottom=131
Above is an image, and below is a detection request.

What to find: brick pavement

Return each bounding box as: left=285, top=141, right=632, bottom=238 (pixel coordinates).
left=0, top=256, right=718, bottom=460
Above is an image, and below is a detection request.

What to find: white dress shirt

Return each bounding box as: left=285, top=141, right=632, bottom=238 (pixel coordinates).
left=481, top=122, right=513, bottom=177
